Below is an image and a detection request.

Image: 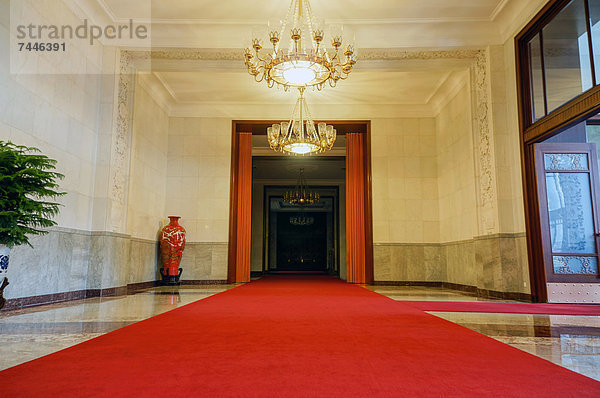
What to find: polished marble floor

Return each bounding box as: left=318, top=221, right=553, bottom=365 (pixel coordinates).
left=370, top=285, right=600, bottom=382
left=0, top=282, right=599, bottom=383
left=0, top=284, right=236, bottom=370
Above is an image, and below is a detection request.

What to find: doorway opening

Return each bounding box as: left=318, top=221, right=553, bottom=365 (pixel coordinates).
left=266, top=187, right=341, bottom=276
left=228, top=121, right=373, bottom=284
left=533, top=113, right=600, bottom=303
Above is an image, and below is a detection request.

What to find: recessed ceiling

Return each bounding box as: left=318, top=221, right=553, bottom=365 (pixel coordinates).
left=83, top=0, right=548, bottom=48
left=253, top=157, right=346, bottom=181
left=154, top=70, right=452, bottom=105
left=101, top=0, right=507, bottom=22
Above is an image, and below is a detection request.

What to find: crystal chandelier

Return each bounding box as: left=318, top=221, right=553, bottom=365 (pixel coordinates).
left=290, top=210, right=314, bottom=226
left=267, top=88, right=336, bottom=156
left=284, top=168, right=320, bottom=206
left=244, top=0, right=357, bottom=90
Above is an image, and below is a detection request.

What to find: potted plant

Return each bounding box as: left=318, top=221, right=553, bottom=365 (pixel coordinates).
left=0, top=141, right=65, bottom=310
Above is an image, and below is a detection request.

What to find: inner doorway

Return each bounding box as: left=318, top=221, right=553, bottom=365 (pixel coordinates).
left=275, top=202, right=329, bottom=272
left=228, top=121, right=373, bottom=284
left=254, top=160, right=344, bottom=277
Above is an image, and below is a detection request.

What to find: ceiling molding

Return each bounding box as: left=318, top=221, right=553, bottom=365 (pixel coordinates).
left=428, top=70, right=470, bottom=117
left=495, top=0, right=548, bottom=44
left=489, top=0, right=510, bottom=21
left=128, top=48, right=481, bottom=62
left=127, top=48, right=480, bottom=118
left=136, top=73, right=176, bottom=115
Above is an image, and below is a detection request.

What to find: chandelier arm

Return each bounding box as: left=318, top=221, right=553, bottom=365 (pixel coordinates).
left=277, top=0, right=296, bottom=54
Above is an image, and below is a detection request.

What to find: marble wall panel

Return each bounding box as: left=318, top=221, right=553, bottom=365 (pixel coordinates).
left=179, top=243, right=228, bottom=281
left=373, top=233, right=529, bottom=294
left=88, top=232, right=132, bottom=290
left=5, top=228, right=90, bottom=299
left=129, top=239, right=160, bottom=285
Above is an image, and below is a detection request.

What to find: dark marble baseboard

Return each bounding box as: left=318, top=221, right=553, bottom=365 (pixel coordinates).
left=2, top=289, right=88, bottom=311
left=372, top=280, right=533, bottom=302
left=2, top=279, right=232, bottom=311
left=180, top=280, right=229, bottom=285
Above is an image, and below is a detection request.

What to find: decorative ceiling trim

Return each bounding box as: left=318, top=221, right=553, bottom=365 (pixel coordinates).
left=126, top=48, right=482, bottom=63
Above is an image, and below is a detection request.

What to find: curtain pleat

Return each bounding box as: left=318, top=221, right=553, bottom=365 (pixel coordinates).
left=346, top=133, right=368, bottom=283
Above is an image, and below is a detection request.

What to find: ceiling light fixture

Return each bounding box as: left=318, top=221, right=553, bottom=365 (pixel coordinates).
left=244, top=0, right=357, bottom=91
left=267, top=88, right=336, bottom=156
left=284, top=168, right=320, bottom=206
left=290, top=211, right=314, bottom=226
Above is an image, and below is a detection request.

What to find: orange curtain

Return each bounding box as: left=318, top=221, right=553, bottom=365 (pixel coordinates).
left=346, top=132, right=373, bottom=284
left=228, top=132, right=252, bottom=283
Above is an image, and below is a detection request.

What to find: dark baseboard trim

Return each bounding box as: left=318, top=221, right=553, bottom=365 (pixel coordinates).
left=3, top=280, right=172, bottom=312
left=250, top=271, right=264, bottom=277
left=127, top=281, right=159, bottom=293
left=180, top=280, right=229, bottom=285
left=372, top=281, right=533, bottom=302
left=2, top=289, right=88, bottom=311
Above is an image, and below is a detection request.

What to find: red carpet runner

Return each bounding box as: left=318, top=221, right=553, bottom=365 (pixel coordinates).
left=404, top=300, right=600, bottom=315
left=1, top=275, right=599, bottom=397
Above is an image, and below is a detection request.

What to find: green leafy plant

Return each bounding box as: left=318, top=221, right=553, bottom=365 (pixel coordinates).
left=0, top=141, right=65, bottom=248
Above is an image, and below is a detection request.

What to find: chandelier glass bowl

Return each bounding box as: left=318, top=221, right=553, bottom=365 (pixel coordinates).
left=244, top=0, right=357, bottom=90
left=267, top=88, right=336, bottom=156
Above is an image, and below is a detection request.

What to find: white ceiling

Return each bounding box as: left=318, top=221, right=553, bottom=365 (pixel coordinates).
left=253, top=157, right=346, bottom=180
left=77, top=0, right=548, bottom=48
left=101, top=0, right=506, bottom=22
left=78, top=0, right=549, bottom=118
left=153, top=70, right=452, bottom=105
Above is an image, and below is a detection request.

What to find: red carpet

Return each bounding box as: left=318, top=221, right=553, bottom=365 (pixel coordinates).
left=1, top=275, right=599, bottom=397
left=404, top=300, right=600, bottom=315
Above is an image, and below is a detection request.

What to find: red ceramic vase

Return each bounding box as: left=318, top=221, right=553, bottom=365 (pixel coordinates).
left=160, top=216, right=186, bottom=285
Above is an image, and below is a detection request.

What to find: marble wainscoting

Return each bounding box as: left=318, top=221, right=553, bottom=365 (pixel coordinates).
left=373, top=243, right=446, bottom=282
left=6, top=228, right=92, bottom=304
left=2, top=230, right=228, bottom=311
left=178, top=242, right=228, bottom=282
left=374, top=233, right=530, bottom=301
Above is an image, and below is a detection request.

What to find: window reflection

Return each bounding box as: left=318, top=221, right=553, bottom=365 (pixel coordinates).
left=542, top=0, right=592, bottom=113
left=529, top=33, right=546, bottom=121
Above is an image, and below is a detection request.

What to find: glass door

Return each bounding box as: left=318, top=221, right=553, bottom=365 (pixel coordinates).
left=535, top=143, right=600, bottom=302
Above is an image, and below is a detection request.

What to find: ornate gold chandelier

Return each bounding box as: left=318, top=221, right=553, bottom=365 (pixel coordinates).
left=284, top=168, right=320, bottom=206
left=267, top=88, right=336, bottom=156
left=244, top=0, right=357, bottom=90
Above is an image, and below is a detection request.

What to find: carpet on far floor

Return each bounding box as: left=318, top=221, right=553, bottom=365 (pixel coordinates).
left=404, top=300, right=600, bottom=315
left=1, top=275, right=599, bottom=397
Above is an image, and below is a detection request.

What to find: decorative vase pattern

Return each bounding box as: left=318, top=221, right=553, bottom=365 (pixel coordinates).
left=0, top=245, right=8, bottom=276
left=160, top=216, right=186, bottom=285
left=0, top=244, right=9, bottom=310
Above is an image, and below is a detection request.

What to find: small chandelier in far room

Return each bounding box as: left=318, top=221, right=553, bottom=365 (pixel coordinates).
left=289, top=209, right=314, bottom=226
left=267, top=88, right=336, bottom=156
left=284, top=168, right=319, bottom=206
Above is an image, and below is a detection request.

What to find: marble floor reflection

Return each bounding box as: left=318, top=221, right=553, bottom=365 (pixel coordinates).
left=1, top=283, right=599, bottom=383
left=0, top=284, right=236, bottom=370
left=371, top=285, right=600, bottom=382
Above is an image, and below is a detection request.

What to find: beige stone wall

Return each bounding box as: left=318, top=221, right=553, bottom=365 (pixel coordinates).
left=373, top=54, right=531, bottom=295
left=164, top=117, right=231, bottom=280
left=0, top=0, right=103, bottom=232
left=371, top=118, right=439, bottom=244
left=127, top=81, right=169, bottom=240
left=165, top=117, right=231, bottom=242
left=436, top=83, right=477, bottom=242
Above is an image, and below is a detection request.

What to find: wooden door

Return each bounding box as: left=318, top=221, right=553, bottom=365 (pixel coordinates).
left=535, top=143, right=600, bottom=302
